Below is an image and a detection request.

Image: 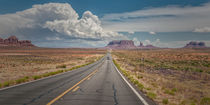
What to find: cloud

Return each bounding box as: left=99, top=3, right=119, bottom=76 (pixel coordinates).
left=149, top=31, right=156, bottom=35
left=144, top=40, right=152, bottom=45
left=128, top=31, right=135, bottom=34
left=193, top=27, right=210, bottom=33
left=132, top=37, right=140, bottom=46
left=46, top=36, right=62, bottom=41
left=102, top=2, right=210, bottom=32
left=144, top=39, right=160, bottom=45
left=0, top=3, right=125, bottom=46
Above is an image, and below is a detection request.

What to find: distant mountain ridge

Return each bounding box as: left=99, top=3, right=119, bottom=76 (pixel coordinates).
left=184, top=41, right=207, bottom=48
left=105, top=40, right=158, bottom=49
left=0, top=36, right=35, bottom=47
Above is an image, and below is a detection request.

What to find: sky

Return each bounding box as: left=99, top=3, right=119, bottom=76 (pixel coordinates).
left=0, top=0, right=210, bottom=48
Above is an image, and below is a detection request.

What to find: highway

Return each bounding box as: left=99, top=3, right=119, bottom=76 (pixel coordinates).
left=0, top=53, right=155, bottom=105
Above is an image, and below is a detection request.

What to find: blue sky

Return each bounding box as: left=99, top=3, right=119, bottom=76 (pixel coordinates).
left=0, top=0, right=210, bottom=48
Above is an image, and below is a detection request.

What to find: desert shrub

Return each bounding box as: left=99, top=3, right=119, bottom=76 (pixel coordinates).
left=194, top=68, right=203, bottom=72
left=162, top=98, right=169, bottom=104
left=42, top=73, right=50, bottom=77
left=147, top=92, right=157, bottom=99
left=164, top=89, right=175, bottom=95
left=3, top=81, right=11, bottom=87
left=33, top=75, right=42, bottom=80
left=151, top=83, right=158, bottom=88
left=200, top=97, right=210, bottom=105
left=203, top=63, right=210, bottom=67
left=137, top=82, right=144, bottom=90
left=24, top=76, right=29, bottom=80
left=133, top=79, right=139, bottom=85
left=15, top=76, right=30, bottom=84
left=146, top=87, right=151, bottom=90
left=16, top=78, right=25, bottom=84
left=137, top=75, right=143, bottom=79
left=172, top=88, right=177, bottom=92
left=56, top=64, right=66, bottom=68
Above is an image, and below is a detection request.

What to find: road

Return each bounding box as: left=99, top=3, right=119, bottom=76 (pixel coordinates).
left=0, top=53, right=155, bottom=105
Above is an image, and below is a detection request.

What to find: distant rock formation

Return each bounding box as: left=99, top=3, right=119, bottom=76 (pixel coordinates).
left=106, top=40, right=137, bottom=49
left=0, top=36, right=35, bottom=47
left=139, top=42, right=144, bottom=47
left=0, top=37, right=4, bottom=44
left=137, top=42, right=159, bottom=49
left=105, top=40, right=159, bottom=49
left=184, top=41, right=206, bottom=48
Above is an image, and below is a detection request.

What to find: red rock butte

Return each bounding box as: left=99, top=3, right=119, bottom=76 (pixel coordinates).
left=184, top=41, right=206, bottom=48
left=105, top=40, right=158, bottom=49
left=0, top=36, right=35, bottom=47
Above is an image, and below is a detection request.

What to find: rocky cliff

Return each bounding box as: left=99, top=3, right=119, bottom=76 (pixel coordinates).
left=0, top=36, right=35, bottom=47
left=137, top=42, right=159, bottom=49
left=184, top=41, right=206, bottom=48
left=105, top=40, right=159, bottom=49
left=106, top=40, right=136, bottom=49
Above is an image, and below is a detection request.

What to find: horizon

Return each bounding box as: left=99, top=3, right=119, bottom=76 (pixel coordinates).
left=0, top=0, right=210, bottom=48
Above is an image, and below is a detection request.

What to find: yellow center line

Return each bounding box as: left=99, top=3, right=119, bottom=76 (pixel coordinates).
left=46, top=69, right=98, bottom=105
left=72, top=86, right=80, bottom=92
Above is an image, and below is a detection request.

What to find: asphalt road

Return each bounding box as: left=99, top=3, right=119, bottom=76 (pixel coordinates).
left=0, top=53, right=155, bottom=105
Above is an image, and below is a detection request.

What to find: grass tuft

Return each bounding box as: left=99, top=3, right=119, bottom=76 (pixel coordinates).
left=56, top=64, right=66, bottom=68
left=3, top=81, right=11, bottom=87
left=147, top=92, right=157, bottom=99
left=164, top=89, right=175, bottom=96
left=33, top=75, right=42, bottom=80
left=200, top=97, right=210, bottom=105
left=162, top=98, right=169, bottom=104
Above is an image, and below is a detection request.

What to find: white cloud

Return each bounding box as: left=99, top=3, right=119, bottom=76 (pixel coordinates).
left=144, top=39, right=160, bottom=45
left=128, top=31, right=135, bottom=34
left=149, top=31, right=156, bottom=35
left=193, top=27, right=210, bottom=33
left=102, top=2, right=210, bottom=32
left=132, top=37, right=140, bottom=46
left=144, top=40, right=152, bottom=45
left=0, top=3, right=124, bottom=41
left=46, top=36, right=62, bottom=41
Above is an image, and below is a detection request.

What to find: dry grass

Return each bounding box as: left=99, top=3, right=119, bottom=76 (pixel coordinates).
left=0, top=47, right=105, bottom=87
left=112, top=48, right=210, bottom=105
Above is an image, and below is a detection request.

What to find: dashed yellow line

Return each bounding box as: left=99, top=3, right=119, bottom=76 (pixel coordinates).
left=72, top=86, right=80, bottom=92
left=46, top=69, right=98, bottom=105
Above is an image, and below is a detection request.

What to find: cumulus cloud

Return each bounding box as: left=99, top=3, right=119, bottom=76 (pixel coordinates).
left=0, top=3, right=124, bottom=42
left=193, top=27, right=210, bottom=33
left=132, top=37, right=140, bottom=45
left=144, top=39, right=160, bottom=45
left=144, top=40, right=152, bottom=45
left=102, top=2, right=210, bottom=32
left=149, top=31, right=156, bottom=35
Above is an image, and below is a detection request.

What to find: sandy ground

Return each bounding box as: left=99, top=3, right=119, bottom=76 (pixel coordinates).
left=113, top=48, right=210, bottom=105
left=0, top=48, right=105, bottom=83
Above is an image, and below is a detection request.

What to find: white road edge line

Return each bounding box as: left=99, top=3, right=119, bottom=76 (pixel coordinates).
left=113, top=61, right=149, bottom=105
